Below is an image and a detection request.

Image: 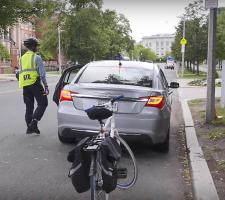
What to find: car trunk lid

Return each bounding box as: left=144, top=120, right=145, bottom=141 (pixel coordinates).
left=69, top=83, right=162, bottom=114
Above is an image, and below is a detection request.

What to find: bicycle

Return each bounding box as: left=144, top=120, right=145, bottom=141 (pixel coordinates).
left=83, top=95, right=138, bottom=200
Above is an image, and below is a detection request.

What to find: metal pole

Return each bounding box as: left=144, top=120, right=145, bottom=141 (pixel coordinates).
left=18, top=21, right=22, bottom=58
left=58, top=26, right=62, bottom=75
left=181, top=20, right=186, bottom=77
left=206, top=8, right=217, bottom=123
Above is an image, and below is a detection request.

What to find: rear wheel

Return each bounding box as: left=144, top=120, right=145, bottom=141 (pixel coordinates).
left=114, top=133, right=138, bottom=189
left=90, top=165, right=109, bottom=200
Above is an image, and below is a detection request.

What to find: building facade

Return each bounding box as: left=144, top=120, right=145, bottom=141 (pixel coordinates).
left=0, top=21, right=35, bottom=72
left=140, top=33, right=175, bottom=57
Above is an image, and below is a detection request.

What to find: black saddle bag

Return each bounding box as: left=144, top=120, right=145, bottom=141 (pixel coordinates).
left=67, top=137, right=91, bottom=193
left=100, top=137, right=122, bottom=193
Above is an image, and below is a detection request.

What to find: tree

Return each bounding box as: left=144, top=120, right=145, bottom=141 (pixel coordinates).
left=0, top=0, right=63, bottom=31
left=64, top=8, right=134, bottom=64
left=133, top=45, right=157, bottom=61
left=33, top=0, right=66, bottom=61
left=0, top=43, right=10, bottom=60
left=64, top=8, right=109, bottom=64
left=172, top=0, right=208, bottom=74
left=216, top=8, right=225, bottom=61
left=38, top=19, right=58, bottom=61
left=102, top=10, right=134, bottom=59
left=0, top=0, right=32, bottom=30
left=69, top=0, right=103, bottom=11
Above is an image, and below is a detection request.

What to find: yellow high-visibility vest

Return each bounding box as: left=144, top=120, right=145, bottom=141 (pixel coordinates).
left=19, top=51, right=39, bottom=88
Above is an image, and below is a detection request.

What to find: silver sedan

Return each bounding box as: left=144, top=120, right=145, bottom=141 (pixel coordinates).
left=53, top=60, right=179, bottom=152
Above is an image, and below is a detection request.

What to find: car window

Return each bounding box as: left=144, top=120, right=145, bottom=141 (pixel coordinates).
left=159, top=69, right=168, bottom=89
left=64, top=68, right=80, bottom=84
left=77, top=66, right=154, bottom=88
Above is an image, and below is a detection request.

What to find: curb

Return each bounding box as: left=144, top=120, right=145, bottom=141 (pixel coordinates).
left=181, top=100, right=219, bottom=200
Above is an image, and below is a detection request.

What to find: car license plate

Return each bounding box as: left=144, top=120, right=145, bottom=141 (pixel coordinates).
left=112, top=102, right=118, bottom=112
left=98, top=100, right=118, bottom=112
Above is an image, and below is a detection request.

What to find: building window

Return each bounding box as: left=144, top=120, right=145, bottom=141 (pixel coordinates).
left=161, top=41, right=164, bottom=46
left=156, top=41, right=159, bottom=47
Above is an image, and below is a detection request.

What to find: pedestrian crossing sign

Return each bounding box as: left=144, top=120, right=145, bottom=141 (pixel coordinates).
left=180, top=38, right=187, bottom=45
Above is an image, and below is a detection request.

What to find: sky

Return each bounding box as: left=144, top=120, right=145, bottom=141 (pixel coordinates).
left=102, top=0, right=225, bottom=42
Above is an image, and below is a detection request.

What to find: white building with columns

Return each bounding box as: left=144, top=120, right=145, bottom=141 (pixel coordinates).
left=140, top=33, right=175, bottom=57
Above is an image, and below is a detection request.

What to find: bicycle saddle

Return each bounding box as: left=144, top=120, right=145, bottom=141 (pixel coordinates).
left=85, top=106, right=113, bottom=121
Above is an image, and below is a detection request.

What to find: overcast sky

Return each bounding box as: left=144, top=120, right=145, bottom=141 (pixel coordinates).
left=102, top=0, right=225, bottom=42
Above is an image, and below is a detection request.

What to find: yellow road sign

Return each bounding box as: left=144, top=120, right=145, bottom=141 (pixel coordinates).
left=180, top=38, right=187, bottom=45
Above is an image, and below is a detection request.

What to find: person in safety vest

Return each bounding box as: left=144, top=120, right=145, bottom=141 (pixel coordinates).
left=19, top=37, right=49, bottom=134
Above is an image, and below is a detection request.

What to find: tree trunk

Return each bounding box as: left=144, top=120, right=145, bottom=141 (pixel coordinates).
left=196, top=60, right=199, bottom=75
left=192, top=61, right=196, bottom=73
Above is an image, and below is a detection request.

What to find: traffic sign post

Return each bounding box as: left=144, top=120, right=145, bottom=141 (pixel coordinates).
left=180, top=38, right=187, bottom=45
left=205, top=0, right=218, bottom=9
left=180, top=35, right=187, bottom=77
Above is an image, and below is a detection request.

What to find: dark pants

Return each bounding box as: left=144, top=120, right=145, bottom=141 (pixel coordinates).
left=23, top=80, right=48, bottom=127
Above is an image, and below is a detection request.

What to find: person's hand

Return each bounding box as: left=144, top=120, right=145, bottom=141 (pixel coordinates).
left=43, top=86, right=49, bottom=96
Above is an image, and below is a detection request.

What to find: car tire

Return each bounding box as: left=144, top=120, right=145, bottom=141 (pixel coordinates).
left=153, top=130, right=169, bottom=153
left=58, top=131, right=76, bottom=144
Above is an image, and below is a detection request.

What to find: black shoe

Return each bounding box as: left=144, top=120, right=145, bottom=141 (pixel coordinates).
left=26, top=127, right=33, bottom=134
left=29, top=119, right=40, bottom=135
left=34, top=127, right=40, bottom=134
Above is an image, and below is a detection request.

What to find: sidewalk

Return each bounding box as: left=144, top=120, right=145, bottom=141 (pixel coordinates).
left=177, top=78, right=220, bottom=200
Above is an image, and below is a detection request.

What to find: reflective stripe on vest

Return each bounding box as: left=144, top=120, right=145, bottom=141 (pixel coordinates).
left=19, top=51, right=39, bottom=88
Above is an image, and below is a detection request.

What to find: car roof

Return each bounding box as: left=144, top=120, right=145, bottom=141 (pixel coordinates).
left=85, top=60, right=156, bottom=70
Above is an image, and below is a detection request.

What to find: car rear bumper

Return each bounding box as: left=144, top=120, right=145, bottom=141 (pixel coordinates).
left=58, top=103, right=170, bottom=144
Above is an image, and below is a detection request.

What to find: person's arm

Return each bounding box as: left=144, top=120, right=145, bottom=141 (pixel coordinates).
left=35, top=55, right=49, bottom=94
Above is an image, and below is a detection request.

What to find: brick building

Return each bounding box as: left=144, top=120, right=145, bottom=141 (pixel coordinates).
left=0, top=21, right=35, bottom=73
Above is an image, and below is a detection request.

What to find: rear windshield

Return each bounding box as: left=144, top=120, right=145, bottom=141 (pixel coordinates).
left=77, top=66, right=153, bottom=87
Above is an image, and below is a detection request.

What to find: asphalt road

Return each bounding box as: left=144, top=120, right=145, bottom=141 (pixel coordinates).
left=0, top=67, right=191, bottom=200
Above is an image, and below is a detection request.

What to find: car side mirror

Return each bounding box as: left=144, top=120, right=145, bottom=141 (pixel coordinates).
left=169, top=82, right=179, bottom=88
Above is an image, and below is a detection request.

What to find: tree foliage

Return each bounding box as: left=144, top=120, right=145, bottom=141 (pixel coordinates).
left=0, top=0, right=32, bottom=30
left=0, top=0, right=64, bottom=30
left=38, top=19, right=58, bottom=61
left=216, top=8, right=225, bottom=60
left=0, top=43, right=10, bottom=60
left=69, top=0, right=103, bottom=11
left=172, top=0, right=208, bottom=73
left=133, top=45, right=157, bottom=61
left=64, top=8, right=134, bottom=64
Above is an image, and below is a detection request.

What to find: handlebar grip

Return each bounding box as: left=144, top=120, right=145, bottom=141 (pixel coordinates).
left=111, top=95, right=124, bottom=103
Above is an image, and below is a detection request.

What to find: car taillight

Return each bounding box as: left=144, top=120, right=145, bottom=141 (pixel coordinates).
left=141, top=96, right=165, bottom=109
left=60, top=90, right=73, bottom=102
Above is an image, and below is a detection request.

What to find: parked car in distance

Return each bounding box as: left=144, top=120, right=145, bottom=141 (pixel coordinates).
left=53, top=60, right=179, bottom=152
left=165, top=56, right=175, bottom=70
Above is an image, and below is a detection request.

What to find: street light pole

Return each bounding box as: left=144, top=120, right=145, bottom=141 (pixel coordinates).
left=181, top=19, right=186, bottom=77
left=58, top=26, right=62, bottom=75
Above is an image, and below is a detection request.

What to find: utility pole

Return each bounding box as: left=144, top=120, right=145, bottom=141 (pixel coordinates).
left=206, top=2, right=218, bottom=122
left=58, top=26, right=62, bottom=75
left=181, top=19, right=186, bottom=77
